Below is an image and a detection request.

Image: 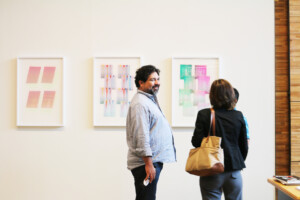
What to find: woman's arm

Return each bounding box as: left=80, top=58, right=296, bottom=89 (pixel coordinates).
left=191, top=110, right=210, bottom=147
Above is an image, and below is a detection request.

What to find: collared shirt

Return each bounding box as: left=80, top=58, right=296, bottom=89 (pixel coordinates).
left=126, top=90, right=176, bottom=170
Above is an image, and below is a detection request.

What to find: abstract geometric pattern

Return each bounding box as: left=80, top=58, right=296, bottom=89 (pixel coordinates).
left=42, top=67, right=56, bottom=83
left=179, top=64, right=210, bottom=116
left=26, top=91, right=41, bottom=108
left=17, top=57, right=63, bottom=126
left=25, top=66, right=56, bottom=108
left=41, top=91, right=56, bottom=108
left=172, top=57, right=219, bottom=127
left=100, top=64, right=133, bottom=117
left=26, top=66, right=41, bottom=83
left=93, top=57, right=140, bottom=126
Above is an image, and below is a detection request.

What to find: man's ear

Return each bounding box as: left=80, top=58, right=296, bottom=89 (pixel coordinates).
left=139, top=80, right=144, bottom=87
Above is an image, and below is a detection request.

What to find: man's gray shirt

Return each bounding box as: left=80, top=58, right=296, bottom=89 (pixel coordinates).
left=126, top=90, right=176, bottom=170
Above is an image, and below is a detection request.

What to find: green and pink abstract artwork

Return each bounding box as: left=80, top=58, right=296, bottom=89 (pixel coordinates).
left=179, top=64, right=211, bottom=117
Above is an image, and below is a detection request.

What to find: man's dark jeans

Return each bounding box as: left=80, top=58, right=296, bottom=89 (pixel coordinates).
left=131, top=162, right=163, bottom=200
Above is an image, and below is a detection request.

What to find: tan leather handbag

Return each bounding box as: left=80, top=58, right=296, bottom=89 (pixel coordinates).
left=185, top=108, right=224, bottom=176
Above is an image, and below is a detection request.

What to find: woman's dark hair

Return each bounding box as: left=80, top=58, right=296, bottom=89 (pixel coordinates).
left=209, top=79, right=236, bottom=110
left=134, top=65, right=160, bottom=88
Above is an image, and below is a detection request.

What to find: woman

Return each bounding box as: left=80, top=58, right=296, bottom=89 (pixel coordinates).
left=191, top=79, right=248, bottom=200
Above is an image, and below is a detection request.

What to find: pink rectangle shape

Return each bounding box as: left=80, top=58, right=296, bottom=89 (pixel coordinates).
left=41, top=91, right=56, bottom=108
left=26, top=66, right=41, bottom=83
left=26, top=91, right=41, bottom=108
left=42, top=66, right=56, bottom=83
left=195, top=65, right=207, bottom=78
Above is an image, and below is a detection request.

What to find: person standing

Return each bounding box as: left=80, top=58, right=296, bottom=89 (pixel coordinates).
left=126, top=65, right=176, bottom=200
left=191, top=79, right=248, bottom=200
left=234, top=88, right=250, bottom=146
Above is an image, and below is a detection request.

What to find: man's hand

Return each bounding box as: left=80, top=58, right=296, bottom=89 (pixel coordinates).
left=142, top=156, right=156, bottom=183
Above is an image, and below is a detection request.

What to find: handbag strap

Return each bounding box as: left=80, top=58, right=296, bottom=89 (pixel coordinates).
left=207, top=108, right=216, bottom=140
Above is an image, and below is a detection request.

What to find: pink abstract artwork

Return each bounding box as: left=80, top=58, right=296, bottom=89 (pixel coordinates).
left=26, top=91, right=41, bottom=108
left=17, top=57, right=63, bottom=126
left=25, top=66, right=57, bottom=109
left=41, top=91, right=56, bottom=108
left=26, top=66, right=41, bottom=83
left=42, top=66, right=56, bottom=83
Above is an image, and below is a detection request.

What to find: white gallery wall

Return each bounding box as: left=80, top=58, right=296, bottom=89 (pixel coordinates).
left=0, top=0, right=275, bottom=199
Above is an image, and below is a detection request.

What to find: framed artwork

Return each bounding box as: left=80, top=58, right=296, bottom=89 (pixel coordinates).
left=17, top=57, right=64, bottom=126
left=93, top=57, right=141, bottom=126
left=172, top=57, right=219, bottom=127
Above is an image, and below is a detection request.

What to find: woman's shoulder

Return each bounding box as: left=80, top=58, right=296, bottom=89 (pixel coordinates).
left=198, top=108, right=211, bottom=113
left=232, top=109, right=243, bottom=115
left=214, top=108, right=244, bottom=117
left=197, top=108, right=211, bottom=117
left=230, top=109, right=245, bottom=119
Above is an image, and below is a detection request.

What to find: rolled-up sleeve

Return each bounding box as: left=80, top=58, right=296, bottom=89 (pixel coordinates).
left=128, top=104, right=152, bottom=157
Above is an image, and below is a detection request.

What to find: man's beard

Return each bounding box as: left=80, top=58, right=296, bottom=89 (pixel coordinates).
left=147, top=85, right=159, bottom=95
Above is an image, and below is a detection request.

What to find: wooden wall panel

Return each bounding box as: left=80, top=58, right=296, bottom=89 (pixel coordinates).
left=290, top=0, right=300, bottom=176
left=291, top=162, right=300, bottom=175
left=291, top=102, right=300, bottom=165
left=275, top=0, right=290, bottom=176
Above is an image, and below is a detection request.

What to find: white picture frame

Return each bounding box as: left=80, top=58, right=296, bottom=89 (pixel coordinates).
left=93, top=57, right=141, bottom=126
left=172, top=57, right=220, bottom=127
left=17, top=57, right=64, bottom=127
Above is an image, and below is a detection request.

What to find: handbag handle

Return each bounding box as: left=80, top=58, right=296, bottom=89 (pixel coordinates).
left=206, top=108, right=216, bottom=142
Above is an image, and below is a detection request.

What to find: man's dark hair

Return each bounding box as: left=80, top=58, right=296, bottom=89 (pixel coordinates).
left=234, top=88, right=239, bottom=101
left=134, top=65, right=160, bottom=88
left=209, top=79, right=236, bottom=110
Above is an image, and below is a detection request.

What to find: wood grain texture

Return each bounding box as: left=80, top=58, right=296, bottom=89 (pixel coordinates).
left=276, top=0, right=290, bottom=176
left=291, top=162, right=300, bottom=175
left=291, top=103, right=300, bottom=166
left=290, top=0, right=300, bottom=176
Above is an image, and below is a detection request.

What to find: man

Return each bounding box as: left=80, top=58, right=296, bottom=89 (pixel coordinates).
left=126, top=65, right=176, bottom=200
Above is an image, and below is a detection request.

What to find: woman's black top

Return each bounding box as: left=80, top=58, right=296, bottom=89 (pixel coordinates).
left=192, top=108, right=248, bottom=171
